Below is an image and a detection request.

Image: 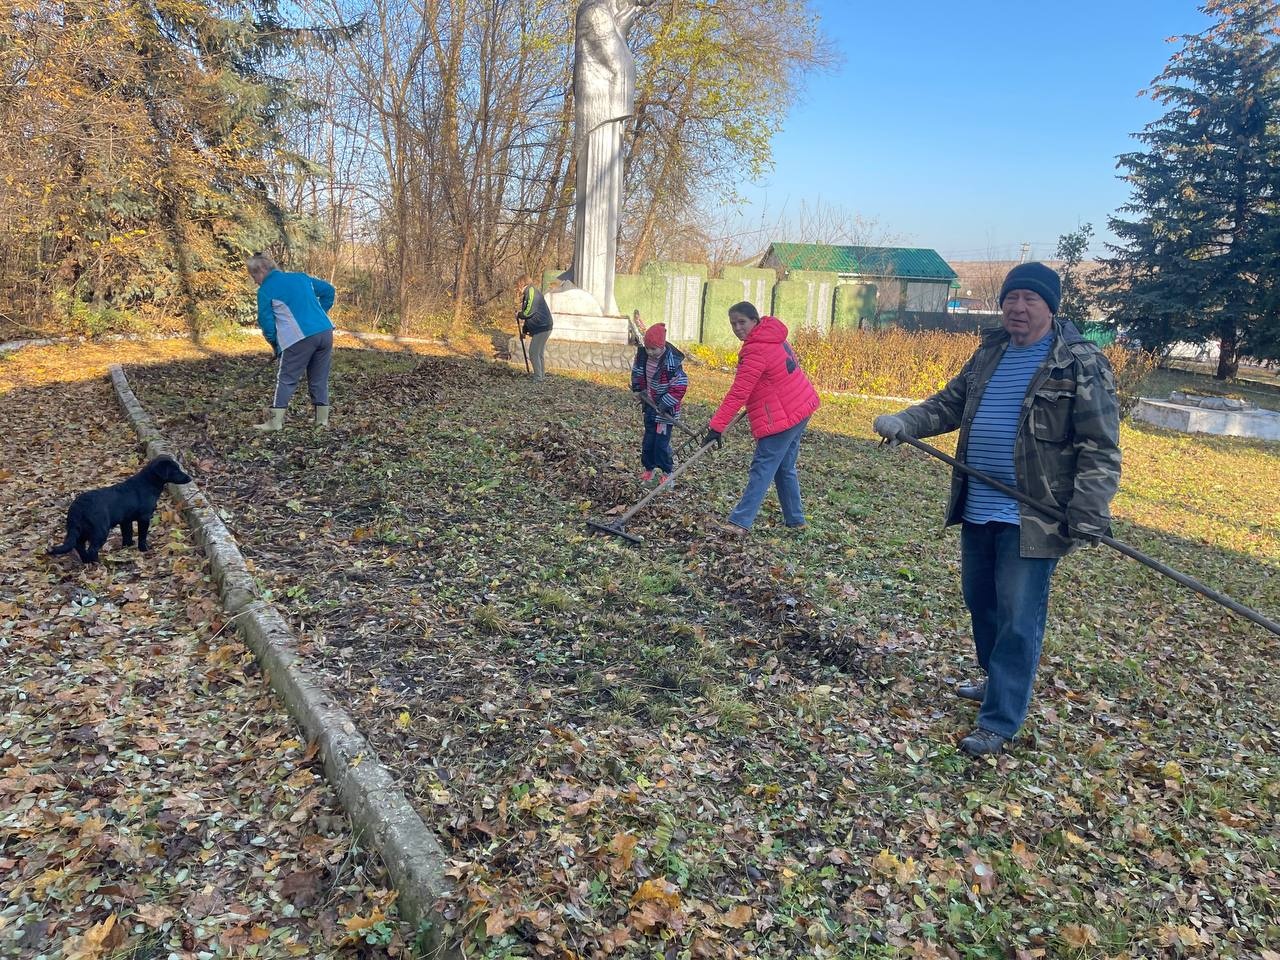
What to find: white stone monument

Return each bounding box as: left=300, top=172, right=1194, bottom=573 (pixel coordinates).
left=548, top=0, right=653, bottom=343
left=1135, top=391, right=1280, bottom=441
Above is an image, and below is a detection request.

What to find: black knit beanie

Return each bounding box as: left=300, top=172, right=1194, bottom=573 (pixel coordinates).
left=999, top=262, right=1061, bottom=314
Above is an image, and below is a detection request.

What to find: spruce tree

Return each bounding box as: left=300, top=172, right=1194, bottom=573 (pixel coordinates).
left=0, top=0, right=324, bottom=331
left=1102, top=0, right=1280, bottom=378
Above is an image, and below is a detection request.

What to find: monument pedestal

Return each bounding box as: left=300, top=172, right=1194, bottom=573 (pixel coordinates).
left=546, top=281, right=633, bottom=344
left=508, top=336, right=634, bottom=373
left=552, top=313, right=631, bottom=344
left=1135, top=397, right=1280, bottom=441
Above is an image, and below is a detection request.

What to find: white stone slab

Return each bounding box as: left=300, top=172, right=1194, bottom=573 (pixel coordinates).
left=551, top=312, right=631, bottom=344
left=1135, top=398, right=1280, bottom=441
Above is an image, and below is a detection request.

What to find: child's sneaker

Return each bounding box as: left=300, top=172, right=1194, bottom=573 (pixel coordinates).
left=640, top=469, right=654, bottom=483
left=658, top=472, right=675, bottom=490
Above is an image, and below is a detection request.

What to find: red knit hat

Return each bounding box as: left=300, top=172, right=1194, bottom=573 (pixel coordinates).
left=643, top=323, right=666, bottom=349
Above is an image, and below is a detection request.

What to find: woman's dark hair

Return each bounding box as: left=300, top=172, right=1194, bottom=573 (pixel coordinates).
left=728, top=301, right=759, bottom=322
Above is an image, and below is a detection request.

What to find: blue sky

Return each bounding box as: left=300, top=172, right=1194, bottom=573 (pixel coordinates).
left=735, top=0, right=1213, bottom=261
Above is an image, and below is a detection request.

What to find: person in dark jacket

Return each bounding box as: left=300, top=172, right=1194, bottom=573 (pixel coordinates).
left=630, top=322, right=688, bottom=484
left=873, top=262, right=1122, bottom=757
left=704, top=301, right=821, bottom=535
left=247, top=252, right=336, bottom=431
left=515, top=275, right=554, bottom=382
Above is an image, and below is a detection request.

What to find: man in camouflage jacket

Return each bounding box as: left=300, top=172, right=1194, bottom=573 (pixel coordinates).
left=874, top=262, right=1121, bottom=757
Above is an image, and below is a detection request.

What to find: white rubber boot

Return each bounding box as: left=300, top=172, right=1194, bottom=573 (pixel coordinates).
left=253, top=408, right=285, bottom=432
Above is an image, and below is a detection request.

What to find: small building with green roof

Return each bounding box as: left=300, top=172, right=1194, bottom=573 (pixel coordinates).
left=760, top=243, right=958, bottom=324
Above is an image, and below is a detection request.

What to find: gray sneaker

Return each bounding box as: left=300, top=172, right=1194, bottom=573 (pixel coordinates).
left=959, top=727, right=1007, bottom=757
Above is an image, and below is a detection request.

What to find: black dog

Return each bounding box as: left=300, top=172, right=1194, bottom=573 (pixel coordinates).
left=49, top=455, right=191, bottom=563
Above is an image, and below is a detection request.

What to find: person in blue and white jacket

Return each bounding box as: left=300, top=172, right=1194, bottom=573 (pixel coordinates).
left=246, top=252, right=336, bottom=431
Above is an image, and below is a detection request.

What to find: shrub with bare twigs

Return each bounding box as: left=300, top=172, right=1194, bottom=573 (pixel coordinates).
left=690, top=327, right=1158, bottom=419
left=1102, top=344, right=1159, bottom=419
left=790, top=328, right=980, bottom=399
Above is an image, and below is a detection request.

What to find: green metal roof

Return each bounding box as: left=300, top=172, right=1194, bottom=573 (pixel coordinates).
left=764, top=243, right=957, bottom=281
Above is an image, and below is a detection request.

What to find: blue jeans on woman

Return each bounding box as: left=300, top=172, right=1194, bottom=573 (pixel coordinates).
left=960, top=521, right=1059, bottom=738
left=728, top=417, right=810, bottom=529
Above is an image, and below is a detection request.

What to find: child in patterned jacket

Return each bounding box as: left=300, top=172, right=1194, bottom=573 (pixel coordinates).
left=630, top=323, right=689, bottom=484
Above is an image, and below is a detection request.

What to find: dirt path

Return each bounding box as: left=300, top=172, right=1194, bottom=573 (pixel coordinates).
left=0, top=344, right=414, bottom=958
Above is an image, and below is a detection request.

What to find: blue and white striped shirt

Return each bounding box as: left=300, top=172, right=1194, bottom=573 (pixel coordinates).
left=963, top=333, right=1054, bottom=525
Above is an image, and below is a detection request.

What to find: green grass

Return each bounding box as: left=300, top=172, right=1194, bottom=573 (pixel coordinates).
left=1140, top=362, right=1280, bottom=411
left=129, top=347, right=1280, bottom=958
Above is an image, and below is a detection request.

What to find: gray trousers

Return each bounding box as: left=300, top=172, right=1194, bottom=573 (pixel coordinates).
left=528, top=330, right=551, bottom=380
left=273, top=329, right=333, bottom=408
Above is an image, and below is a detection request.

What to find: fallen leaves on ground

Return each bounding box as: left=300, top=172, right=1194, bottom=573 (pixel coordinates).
left=117, top=342, right=1280, bottom=957
left=0, top=339, right=416, bottom=957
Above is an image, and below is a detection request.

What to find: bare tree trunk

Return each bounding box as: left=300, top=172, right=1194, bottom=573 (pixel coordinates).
left=469, top=2, right=499, bottom=307
left=1218, top=189, right=1250, bottom=380
left=627, top=125, right=683, bottom=272
left=534, top=73, right=575, bottom=273
left=1216, top=321, right=1240, bottom=380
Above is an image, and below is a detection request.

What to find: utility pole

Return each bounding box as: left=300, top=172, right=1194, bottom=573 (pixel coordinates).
left=1018, top=242, right=1031, bottom=263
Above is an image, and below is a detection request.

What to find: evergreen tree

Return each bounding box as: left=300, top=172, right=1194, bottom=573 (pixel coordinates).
left=1101, top=0, right=1280, bottom=378
left=0, top=0, right=325, bottom=331
left=1054, top=223, right=1096, bottom=329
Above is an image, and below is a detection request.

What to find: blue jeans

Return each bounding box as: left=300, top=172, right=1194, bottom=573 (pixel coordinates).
left=728, top=417, right=809, bottom=529
left=641, top=408, right=673, bottom=473
left=960, top=521, right=1058, bottom=738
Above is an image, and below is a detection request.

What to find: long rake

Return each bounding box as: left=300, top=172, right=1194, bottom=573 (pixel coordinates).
left=587, top=411, right=745, bottom=544
left=894, top=435, right=1280, bottom=637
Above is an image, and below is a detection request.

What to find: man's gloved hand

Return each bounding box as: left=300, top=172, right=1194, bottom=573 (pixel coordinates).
left=873, top=414, right=909, bottom=446
left=702, top=428, right=722, bottom=450
left=1064, top=507, right=1107, bottom=546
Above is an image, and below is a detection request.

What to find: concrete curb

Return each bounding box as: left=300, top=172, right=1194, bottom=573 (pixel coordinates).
left=824, top=388, right=923, bottom=405
left=332, top=329, right=446, bottom=348
left=495, top=337, right=926, bottom=404
left=0, top=335, right=62, bottom=354
left=0, top=326, right=436, bottom=357
left=108, top=364, right=457, bottom=952
left=0, top=331, right=204, bottom=355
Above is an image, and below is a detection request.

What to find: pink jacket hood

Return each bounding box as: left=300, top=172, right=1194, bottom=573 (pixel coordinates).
left=749, top=315, right=790, bottom=345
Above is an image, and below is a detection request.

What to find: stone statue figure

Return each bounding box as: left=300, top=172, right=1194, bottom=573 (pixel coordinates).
left=569, top=0, right=652, bottom=316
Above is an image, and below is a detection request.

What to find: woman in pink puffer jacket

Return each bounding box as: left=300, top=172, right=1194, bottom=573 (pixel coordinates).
left=703, top=301, right=820, bottom=534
